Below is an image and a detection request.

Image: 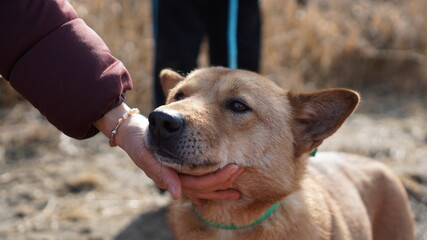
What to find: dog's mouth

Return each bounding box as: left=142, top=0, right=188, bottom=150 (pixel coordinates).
left=155, top=149, right=222, bottom=176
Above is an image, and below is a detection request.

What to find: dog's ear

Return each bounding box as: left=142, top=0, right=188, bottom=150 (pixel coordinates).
left=288, top=89, right=360, bottom=156
left=160, top=69, right=185, bottom=97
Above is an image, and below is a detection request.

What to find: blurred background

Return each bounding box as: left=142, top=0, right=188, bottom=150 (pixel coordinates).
left=1, top=0, right=426, bottom=239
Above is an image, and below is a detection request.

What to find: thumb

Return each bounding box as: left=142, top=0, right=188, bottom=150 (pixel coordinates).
left=158, top=167, right=182, bottom=200
left=124, top=142, right=182, bottom=200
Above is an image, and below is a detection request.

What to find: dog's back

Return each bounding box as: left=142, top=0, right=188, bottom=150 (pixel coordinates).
left=168, top=153, right=414, bottom=240
left=307, top=152, right=414, bottom=240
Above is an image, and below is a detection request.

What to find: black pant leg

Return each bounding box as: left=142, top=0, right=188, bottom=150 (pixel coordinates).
left=206, top=0, right=261, bottom=72
left=237, top=0, right=262, bottom=72
left=205, top=0, right=229, bottom=68
left=152, top=0, right=205, bottom=108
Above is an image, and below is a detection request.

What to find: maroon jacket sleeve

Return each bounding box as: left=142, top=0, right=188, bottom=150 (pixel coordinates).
left=0, top=0, right=133, bottom=139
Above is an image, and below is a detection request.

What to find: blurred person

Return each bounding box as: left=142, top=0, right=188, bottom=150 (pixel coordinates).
left=152, top=0, right=262, bottom=107
left=0, top=0, right=243, bottom=205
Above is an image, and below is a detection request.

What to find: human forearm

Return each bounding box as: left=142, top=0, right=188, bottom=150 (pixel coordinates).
left=1, top=0, right=132, bottom=139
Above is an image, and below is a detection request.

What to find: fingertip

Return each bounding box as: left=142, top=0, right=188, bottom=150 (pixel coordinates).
left=166, top=171, right=182, bottom=200
left=168, top=184, right=181, bottom=200
left=230, top=191, right=241, bottom=200
left=163, top=167, right=182, bottom=200
left=222, top=166, right=244, bottom=187
left=228, top=164, right=239, bottom=173
left=235, top=166, right=245, bottom=176
left=217, top=189, right=241, bottom=200
left=217, top=164, right=238, bottom=176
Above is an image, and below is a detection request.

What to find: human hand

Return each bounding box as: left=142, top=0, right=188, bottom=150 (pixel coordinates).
left=117, top=114, right=244, bottom=202
left=179, top=164, right=244, bottom=208
left=94, top=103, right=244, bottom=201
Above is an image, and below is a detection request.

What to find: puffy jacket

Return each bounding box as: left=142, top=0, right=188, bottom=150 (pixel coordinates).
left=0, top=0, right=133, bottom=139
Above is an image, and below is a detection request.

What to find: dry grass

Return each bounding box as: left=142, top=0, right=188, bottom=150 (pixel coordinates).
left=1, top=0, right=426, bottom=112
left=70, top=0, right=427, bottom=112
left=261, top=0, right=427, bottom=94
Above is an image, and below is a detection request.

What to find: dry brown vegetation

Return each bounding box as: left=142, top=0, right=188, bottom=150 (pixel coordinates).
left=1, top=0, right=426, bottom=239
left=67, top=0, right=427, bottom=113
left=262, top=0, right=427, bottom=94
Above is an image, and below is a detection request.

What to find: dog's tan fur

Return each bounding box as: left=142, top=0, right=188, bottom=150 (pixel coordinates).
left=146, top=67, right=414, bottom=240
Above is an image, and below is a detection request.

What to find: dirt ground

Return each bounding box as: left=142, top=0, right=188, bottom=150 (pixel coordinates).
left=0, top=95, right=426, bottom=240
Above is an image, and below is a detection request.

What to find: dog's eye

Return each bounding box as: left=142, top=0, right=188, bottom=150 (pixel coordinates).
left=228, top=100, right=251, bottom=113
left=174, top=91, right=185, bottom=101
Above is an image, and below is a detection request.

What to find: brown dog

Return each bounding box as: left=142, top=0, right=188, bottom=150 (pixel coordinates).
left=145, top=67, right=414, bottom=240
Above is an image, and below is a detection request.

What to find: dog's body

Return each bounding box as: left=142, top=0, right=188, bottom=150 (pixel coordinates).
left=145, top=67, right=414, bottom=240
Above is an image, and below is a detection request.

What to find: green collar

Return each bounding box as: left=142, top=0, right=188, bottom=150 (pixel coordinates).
left=194, top=202, right=280, bottom=230
left=193, top=149, right=316, bottom=230
left=310, top=148, right=318, bottom=157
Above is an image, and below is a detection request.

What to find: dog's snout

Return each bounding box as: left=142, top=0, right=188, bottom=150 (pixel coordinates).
left=148, top=109, right=185, bottom=140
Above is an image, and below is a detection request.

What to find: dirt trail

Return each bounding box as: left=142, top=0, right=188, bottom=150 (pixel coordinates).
left=0, top=98, right=426, bottom=240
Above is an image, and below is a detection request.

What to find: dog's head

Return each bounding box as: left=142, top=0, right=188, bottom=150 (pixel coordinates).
left=145, top=67, right=359, bottom=197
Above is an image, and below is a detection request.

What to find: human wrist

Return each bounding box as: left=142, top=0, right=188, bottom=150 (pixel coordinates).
left=94, top=102, right=130, bottom=134
left=114, top=113, right=148, bottom=149
left=94, top=103, right=145, bottom=148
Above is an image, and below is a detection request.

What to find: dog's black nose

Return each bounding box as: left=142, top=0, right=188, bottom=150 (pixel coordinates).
left=148, top=109, right=185, bottom=140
